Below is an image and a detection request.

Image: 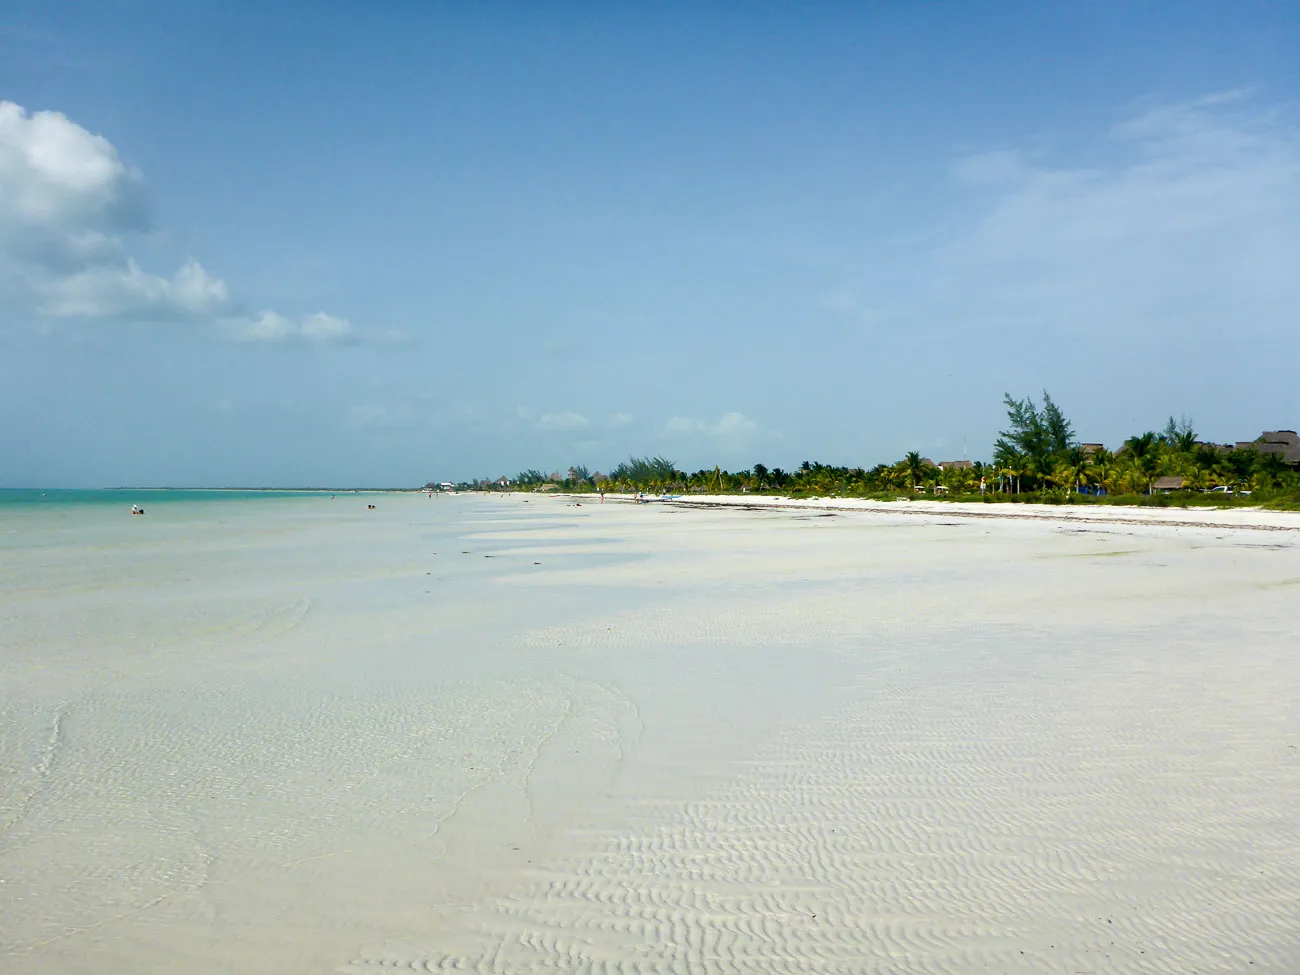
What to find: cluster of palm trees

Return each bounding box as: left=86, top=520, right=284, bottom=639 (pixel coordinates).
left=988, top=396, right=1294, bottom=497
left=492, top=393, right=1298, bottom=502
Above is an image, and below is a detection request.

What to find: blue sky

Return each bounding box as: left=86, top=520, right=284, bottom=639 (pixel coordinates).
left=2, top=2, right=1298, bottom=486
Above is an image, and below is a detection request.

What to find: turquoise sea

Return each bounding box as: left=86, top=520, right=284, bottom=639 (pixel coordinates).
left=0, top=488, right=377, bottom=508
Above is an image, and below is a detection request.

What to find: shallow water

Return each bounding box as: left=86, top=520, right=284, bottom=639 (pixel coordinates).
left=2, top=493, right=1298, bottom=972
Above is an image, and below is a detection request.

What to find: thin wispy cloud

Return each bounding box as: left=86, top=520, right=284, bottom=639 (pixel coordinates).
left=663, top=411, right=759, bottom=438
left=536, top=411, right=590, bottom=432
left=935, top=92, right=1300, bottom=336
left=228, top=311, right=353, bottom=343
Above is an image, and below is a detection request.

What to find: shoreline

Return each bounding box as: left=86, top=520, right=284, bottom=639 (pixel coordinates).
left=586, top=491, right=1300, bottom=533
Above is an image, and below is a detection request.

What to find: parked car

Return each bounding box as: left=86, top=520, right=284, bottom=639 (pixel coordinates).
left=1210, top=485, right=1233, bottom=493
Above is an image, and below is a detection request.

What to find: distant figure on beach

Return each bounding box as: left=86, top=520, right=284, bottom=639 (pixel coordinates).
left=367, top=503, right=376, bottom=510
left=130, top=505, right=145, bottom=515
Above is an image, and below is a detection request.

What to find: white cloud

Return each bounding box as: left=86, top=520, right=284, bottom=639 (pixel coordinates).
left=536, top=411, right=589, bottom=431
left=663, top=411, right=758, bottom=438
left=227, top=310, right=353, bottom=343
left=0, top=100, right=352, bottom=339
left=299, top=312, right=350, bottom=340
left=38, top=257, right=230, bottom=319
left=0, top=100, right=147, bottom=236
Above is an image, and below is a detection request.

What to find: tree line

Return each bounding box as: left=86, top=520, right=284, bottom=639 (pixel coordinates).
left=469, top=392, right=1299, bottom=507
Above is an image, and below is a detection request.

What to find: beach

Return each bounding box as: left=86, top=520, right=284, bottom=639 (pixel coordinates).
left=2, top=491, right=1298, bottom=973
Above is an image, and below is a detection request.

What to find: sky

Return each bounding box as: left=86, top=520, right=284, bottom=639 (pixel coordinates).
left=1, top=1, right=1298, bottom=487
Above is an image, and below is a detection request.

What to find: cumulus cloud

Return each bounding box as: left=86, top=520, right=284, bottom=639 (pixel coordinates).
left=0, top=100, right=147, bottom=238
left=39, top=257, right=231, bottom=319
left=0, top=100, right=351, bottom=340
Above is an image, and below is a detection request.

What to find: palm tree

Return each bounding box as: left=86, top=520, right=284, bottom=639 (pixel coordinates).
left=1056, top=446, right=1090, bottom=494
left=1123, top=433, right=1160, bottom=494
left=1124, top=431, right=1157, bottom=458
left=904, top=451, right=926, bottom=491
left=1192, top=444, right=1221, bottom=476
left=999, top=450, right=1029, bottom=495
left=1257, top=452, right=1288, bottom=490
left=1089, top=448, right=1116, bottom=496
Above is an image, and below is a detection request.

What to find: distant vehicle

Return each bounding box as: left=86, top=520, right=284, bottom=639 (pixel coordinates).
left=1210, top=486, right=1232, bottom=493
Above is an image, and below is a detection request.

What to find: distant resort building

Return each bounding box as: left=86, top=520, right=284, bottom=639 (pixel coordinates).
left=1085, top=431, right=1298, bottom=467
left=1187, top=431, right=1299, bottom=465
left=1237, top=431, right=1300, bottom=464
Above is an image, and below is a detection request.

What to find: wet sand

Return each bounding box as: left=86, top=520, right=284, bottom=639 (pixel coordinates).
left=2, top=493, right=1298, bottom=973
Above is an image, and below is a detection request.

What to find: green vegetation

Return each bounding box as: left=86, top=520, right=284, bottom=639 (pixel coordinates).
left=460, top=392, right=1300, bottom=509
left=609, top=456, right=677, bottom=486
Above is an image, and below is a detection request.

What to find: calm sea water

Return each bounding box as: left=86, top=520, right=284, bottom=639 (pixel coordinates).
left=0, top=488, right=378, bottom=508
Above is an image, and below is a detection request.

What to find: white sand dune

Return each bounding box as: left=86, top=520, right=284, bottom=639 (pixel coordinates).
left=2, top=493, right=1298, bottom=973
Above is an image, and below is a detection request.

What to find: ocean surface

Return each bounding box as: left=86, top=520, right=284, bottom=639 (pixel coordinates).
left=0, top=488, right=364, bottom=506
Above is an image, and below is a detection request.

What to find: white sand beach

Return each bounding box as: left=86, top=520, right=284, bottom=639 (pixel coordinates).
left=2, top=492, right=1299, bottom=973
left=655, top=491, right=1300, bottom=532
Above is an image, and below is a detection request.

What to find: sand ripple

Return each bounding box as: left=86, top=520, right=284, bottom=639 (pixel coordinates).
left=346, top=625, right=1300, bottom=974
